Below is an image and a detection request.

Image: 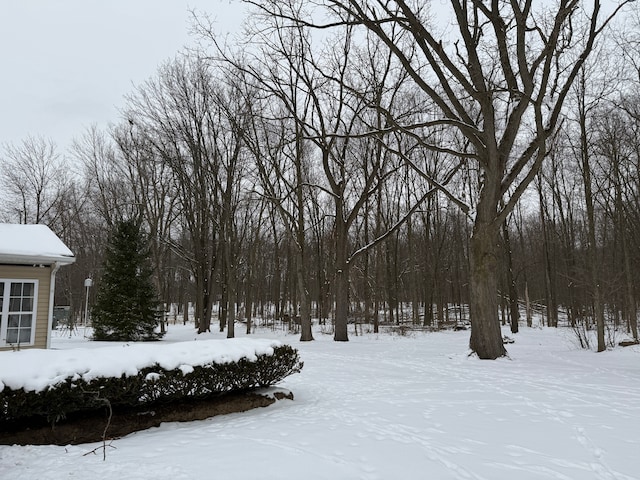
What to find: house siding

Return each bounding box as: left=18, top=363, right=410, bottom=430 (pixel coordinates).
left=0, top=264, right=51, bottom=351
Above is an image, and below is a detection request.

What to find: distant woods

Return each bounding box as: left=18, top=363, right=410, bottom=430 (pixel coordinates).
left=1, top=2, right=638, bottom=354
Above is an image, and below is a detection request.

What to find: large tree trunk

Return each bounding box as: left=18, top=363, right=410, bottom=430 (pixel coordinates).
left=469, top=204, right=507, bottom=359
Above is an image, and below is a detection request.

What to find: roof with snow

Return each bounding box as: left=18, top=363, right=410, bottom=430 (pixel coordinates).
left=0, top=223, right=75, bottom=265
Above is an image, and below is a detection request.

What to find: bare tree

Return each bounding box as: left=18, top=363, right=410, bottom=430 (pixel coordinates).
left=574, top=70, right=606, bottom=351
left=72, top=126, right=134, bottom=228
left=240, top=17, right=319, bottom=341
left=1, top=135, right=69, bottom=224
left=216, top=78, right=253, bottom=339
left=111, top=123, right=180, bottom=330
left=199, top=10, right=426, bottom=341
left=123, top=57, right=222, bottom=334
left=247, top=0, right=632, bottom=357
left=592, top=106, right=639, bottom=342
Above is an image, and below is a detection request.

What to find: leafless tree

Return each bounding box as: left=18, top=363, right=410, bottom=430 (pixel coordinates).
left=72, top=126, right=134, bottom=227
left=244, top=0, right=633, bottom=357
left=198, top=9, right=433, bottom=341
left=1, top=135, right=69, bottom=224
left=123, top=57, right=222, bottom=333
left=111, top=123, right=180, bottom=330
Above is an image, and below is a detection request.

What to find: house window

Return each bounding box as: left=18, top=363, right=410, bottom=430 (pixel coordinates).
left=0, top=280, right=38, bottom=346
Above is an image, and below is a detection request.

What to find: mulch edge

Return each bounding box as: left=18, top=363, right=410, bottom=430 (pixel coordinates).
left=1, top=388, right=294, bottom=446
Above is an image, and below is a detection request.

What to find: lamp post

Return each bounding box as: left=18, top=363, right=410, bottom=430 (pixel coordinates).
left=84, top=278, right=93, bottom=337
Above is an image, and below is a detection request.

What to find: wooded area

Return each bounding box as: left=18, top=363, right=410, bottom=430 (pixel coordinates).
left=1, top=1, right=638, bottom=357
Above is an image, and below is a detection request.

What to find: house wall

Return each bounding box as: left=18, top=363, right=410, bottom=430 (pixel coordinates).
left=0, top=264, right=51, bottom=351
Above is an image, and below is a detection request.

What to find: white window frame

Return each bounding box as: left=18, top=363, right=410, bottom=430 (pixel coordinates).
left=0, top=279, right=39, bottom=347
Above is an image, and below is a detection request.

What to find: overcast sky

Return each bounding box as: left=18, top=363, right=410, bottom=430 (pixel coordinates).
left=0, top=0, right=244, bottom=154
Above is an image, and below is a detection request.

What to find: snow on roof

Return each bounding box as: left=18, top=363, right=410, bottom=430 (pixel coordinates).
left=0, top=223, right=75, bottom=265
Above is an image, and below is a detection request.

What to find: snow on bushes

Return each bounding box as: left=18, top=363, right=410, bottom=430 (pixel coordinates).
left=0, top=339, right=303, bottom=425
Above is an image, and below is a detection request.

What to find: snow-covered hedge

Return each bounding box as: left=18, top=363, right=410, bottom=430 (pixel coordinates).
left=0, top=339, right=302, bottom=426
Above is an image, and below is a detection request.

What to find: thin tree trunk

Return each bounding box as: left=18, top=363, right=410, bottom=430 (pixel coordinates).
left=580, top=108, right=606, bottom=352
left=245, top=286, right=253, bottom=335
left=502, top=219, right=520, bottom=333
left=183, top=301, right=189, bottom=326
left=622, top=233, right=638, bottom=340
left=615, top=157, right=638, bottom=340
left=334, top=209, right=349, bottom=341
left=385, top=241, right=396, bottom=325
left=297, top=250, right=313, bottom=341
left=524, top=283, right=532, bottom=328
left=537, top=183, right=558, bottom=328
left=227, top=282, right=236, bottom=339
left=219, top=279, right=227, bottom=333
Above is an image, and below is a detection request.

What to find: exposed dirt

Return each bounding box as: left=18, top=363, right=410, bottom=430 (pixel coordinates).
left=1, top=390, right=293, bottom=446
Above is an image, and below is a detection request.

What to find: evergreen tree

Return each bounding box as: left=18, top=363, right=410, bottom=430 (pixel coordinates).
left=91, top=219, right=164, bottom=341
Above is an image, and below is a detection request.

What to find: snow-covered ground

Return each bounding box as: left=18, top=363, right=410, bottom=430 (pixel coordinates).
left=1, top=323, right=639, bottom=480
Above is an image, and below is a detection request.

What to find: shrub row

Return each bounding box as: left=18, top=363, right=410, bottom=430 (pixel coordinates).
left=0, top=345, right=302, bottom=427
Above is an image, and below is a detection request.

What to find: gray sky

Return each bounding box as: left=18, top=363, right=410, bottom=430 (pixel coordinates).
left=0, top=0, right=244, bottom=154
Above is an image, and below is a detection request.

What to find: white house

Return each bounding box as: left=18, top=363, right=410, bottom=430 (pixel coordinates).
left=0, top=224, right=75, bottom=350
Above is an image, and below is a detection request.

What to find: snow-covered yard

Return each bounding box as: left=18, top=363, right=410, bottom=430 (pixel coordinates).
left=1, top=323, right=638, bottom=480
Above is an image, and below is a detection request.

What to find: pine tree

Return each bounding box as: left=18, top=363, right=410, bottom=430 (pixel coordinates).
left=91, top=219, right=164, bottom=341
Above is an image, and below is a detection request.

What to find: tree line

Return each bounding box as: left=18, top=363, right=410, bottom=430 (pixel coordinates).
left=1, top=1, right=638, bottom=357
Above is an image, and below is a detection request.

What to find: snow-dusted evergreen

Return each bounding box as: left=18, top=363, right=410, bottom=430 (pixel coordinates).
left=91, top=219, right=163, bottom=341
